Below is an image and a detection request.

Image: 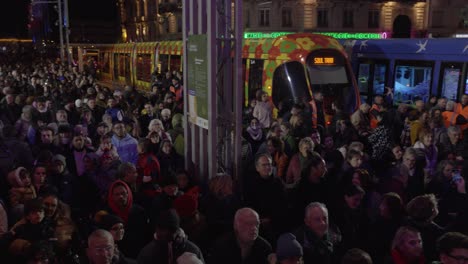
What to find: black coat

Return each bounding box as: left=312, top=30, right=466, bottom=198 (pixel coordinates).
left=137, top=230, right=204, bottom=264
left=293, top=225, right=334, bottom=264
left=208, top=233, right=272, bottom=264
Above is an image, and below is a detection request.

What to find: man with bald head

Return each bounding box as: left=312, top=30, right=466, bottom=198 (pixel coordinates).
left=208, top=208, right=273, bottom=264
left=84, top=229, right=132, bottom=264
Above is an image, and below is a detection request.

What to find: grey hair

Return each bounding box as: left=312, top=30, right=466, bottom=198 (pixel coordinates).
left=447, top=125, right=461, bottom=135
left=305, top=202, right=328, bottom=219
left=446, top=101, right=456, bottom=111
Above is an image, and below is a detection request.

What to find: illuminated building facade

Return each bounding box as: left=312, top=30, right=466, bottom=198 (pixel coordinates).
left=119, top=0, right=468, bottom=42
left=118, top=0, right=182, bottom=42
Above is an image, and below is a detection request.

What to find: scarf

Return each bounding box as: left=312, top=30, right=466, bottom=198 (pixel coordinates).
left=246, top=125, right=262, bottom=141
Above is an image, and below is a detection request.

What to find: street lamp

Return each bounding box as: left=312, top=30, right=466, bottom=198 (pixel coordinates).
left=31, top=0, right=70, bottom=64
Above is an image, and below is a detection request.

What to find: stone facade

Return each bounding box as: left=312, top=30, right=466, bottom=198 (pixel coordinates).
left=118, top=0, right=468, bottom=42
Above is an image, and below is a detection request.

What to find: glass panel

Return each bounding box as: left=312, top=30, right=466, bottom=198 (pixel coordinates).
left=170, top=55, right=181, bottom=73
left=136, top=54, right=152, bottom=82
left=248, top=59, right=264, bottom=100
left=124, top=54, right=131, bottom=83
left=394, top=65, right=432, bottom=104
left=102, top=52, right=110, bottom=74
left=306, top=50, right=357, bottom=115
left=159, top=54, right=169, bottom=74
left=373, top=64, right=387, bottom=95
left=272, top=61, right=310, bottom=107
left=357, top=63, right=370, bottom=94
left=441, top=67, right=461, bottom=101
left=113, top=54, right=119, bottom=80
left=465, top=75, right=468, bottom=94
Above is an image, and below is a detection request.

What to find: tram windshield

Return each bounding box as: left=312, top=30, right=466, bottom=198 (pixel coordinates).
left=306, top=49, right=357, bottom=115
left=272, top=61, right=311, bottom=108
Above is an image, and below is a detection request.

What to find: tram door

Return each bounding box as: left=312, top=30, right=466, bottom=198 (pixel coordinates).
left=247, top=59, right=264, bottom=100
left=124, top=54, right=131, bottom=84
left=440, top=62, right=464, bottom=101
left=357, top=60, right=388, bottom=104
left=113, top=54, right=119, bottom=81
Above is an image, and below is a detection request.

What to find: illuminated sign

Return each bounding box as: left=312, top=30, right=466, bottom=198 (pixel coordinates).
left=243, top=32, right=292, bottom=39
left=454, top=34, right=468, bottom=38
left=243, top=32, right=388, bottom=39
left=313, top=57, right=335, bottom=65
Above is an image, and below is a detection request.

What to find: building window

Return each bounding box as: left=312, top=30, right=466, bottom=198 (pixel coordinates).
left=317, top=9, right=328, bottom=28
left=282, top=8, right=292, bottom=27
left=246, top=10, right=250, bottom=28
left=259, top=9, right=270, bottom=27
left=432, top=10, right=444, bottom=28
left=343, top=9, right=354, bottom=28
left=368, top=10, right=379, bottom=28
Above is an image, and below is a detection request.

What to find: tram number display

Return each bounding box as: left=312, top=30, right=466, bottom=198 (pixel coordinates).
left=313, top=57, right=335, bottom=65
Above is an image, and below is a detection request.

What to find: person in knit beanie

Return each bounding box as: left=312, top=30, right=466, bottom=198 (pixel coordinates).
left=275, top=233, right=303, bottom=264
left=137, top=209, right=204, bottom=264
left=173, top=188, right=208, bottom=249
left=97, top=214, right=125, bottom=242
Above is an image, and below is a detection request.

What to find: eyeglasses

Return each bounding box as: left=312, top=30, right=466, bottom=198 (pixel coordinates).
left=93, top=245, right=114, bottom=254
left=447, top=253, right=468, bottom=263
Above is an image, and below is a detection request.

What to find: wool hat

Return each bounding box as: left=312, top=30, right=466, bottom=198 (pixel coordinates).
left=173, top=193, right=198, bottom=218
left=276, top=233, right=303, bottom=261
left=7, top=167, right=28, bottom=187
left=156, top=209, right=180, bottom=232
left=98, top=214, right=124, bottom=231
left=52, top=154, right=67, bottom=166
left=176, top=252, right=203, bottom=264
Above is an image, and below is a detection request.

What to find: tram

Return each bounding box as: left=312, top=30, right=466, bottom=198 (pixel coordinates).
left=71, top=33, right=361, bottom=121
left=341, top=38, right=468, bottom=105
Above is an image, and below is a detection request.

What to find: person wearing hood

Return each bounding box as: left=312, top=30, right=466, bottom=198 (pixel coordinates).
left=103, top=180, right=149, bottom=258
left=7, top=167, right=37, bottom=222
left=137, top=209, right=204, bottom=264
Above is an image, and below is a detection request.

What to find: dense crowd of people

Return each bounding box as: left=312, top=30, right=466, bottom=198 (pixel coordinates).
left=0, top=55, right=467, bottom=264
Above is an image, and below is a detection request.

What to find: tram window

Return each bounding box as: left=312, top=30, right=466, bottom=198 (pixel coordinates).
left=465, top=75, right=468, bottom=94
left=118, top=54, right=126, bottom=77
left=170, top=55, right=182, bottom=73
left=113, top=54, right=119, bottom=79
left=272, top=61, right=310, bottom=108
left=248, top=59, right=264, bottom=100
left=440, top=63, right=462, bottom=101
left=124, top=54, right=131, bottom=83
left=373, top=64, right=387, bottom=95
left=242, top=59, right=247, bottom=106
left=306, top=50, right=357, bottom=115
left=102, top=52, right=110, bottom=74
left=394, top=63, right=432, bottom=104
left=159, top=55, right=169, bottom=74
left=357, top=63, right=370, bottom=94
left=136, top=54, right=152, bottom=82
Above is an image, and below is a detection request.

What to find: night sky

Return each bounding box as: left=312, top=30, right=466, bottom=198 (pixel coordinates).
left=0, top=0, right=117, bottom=38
